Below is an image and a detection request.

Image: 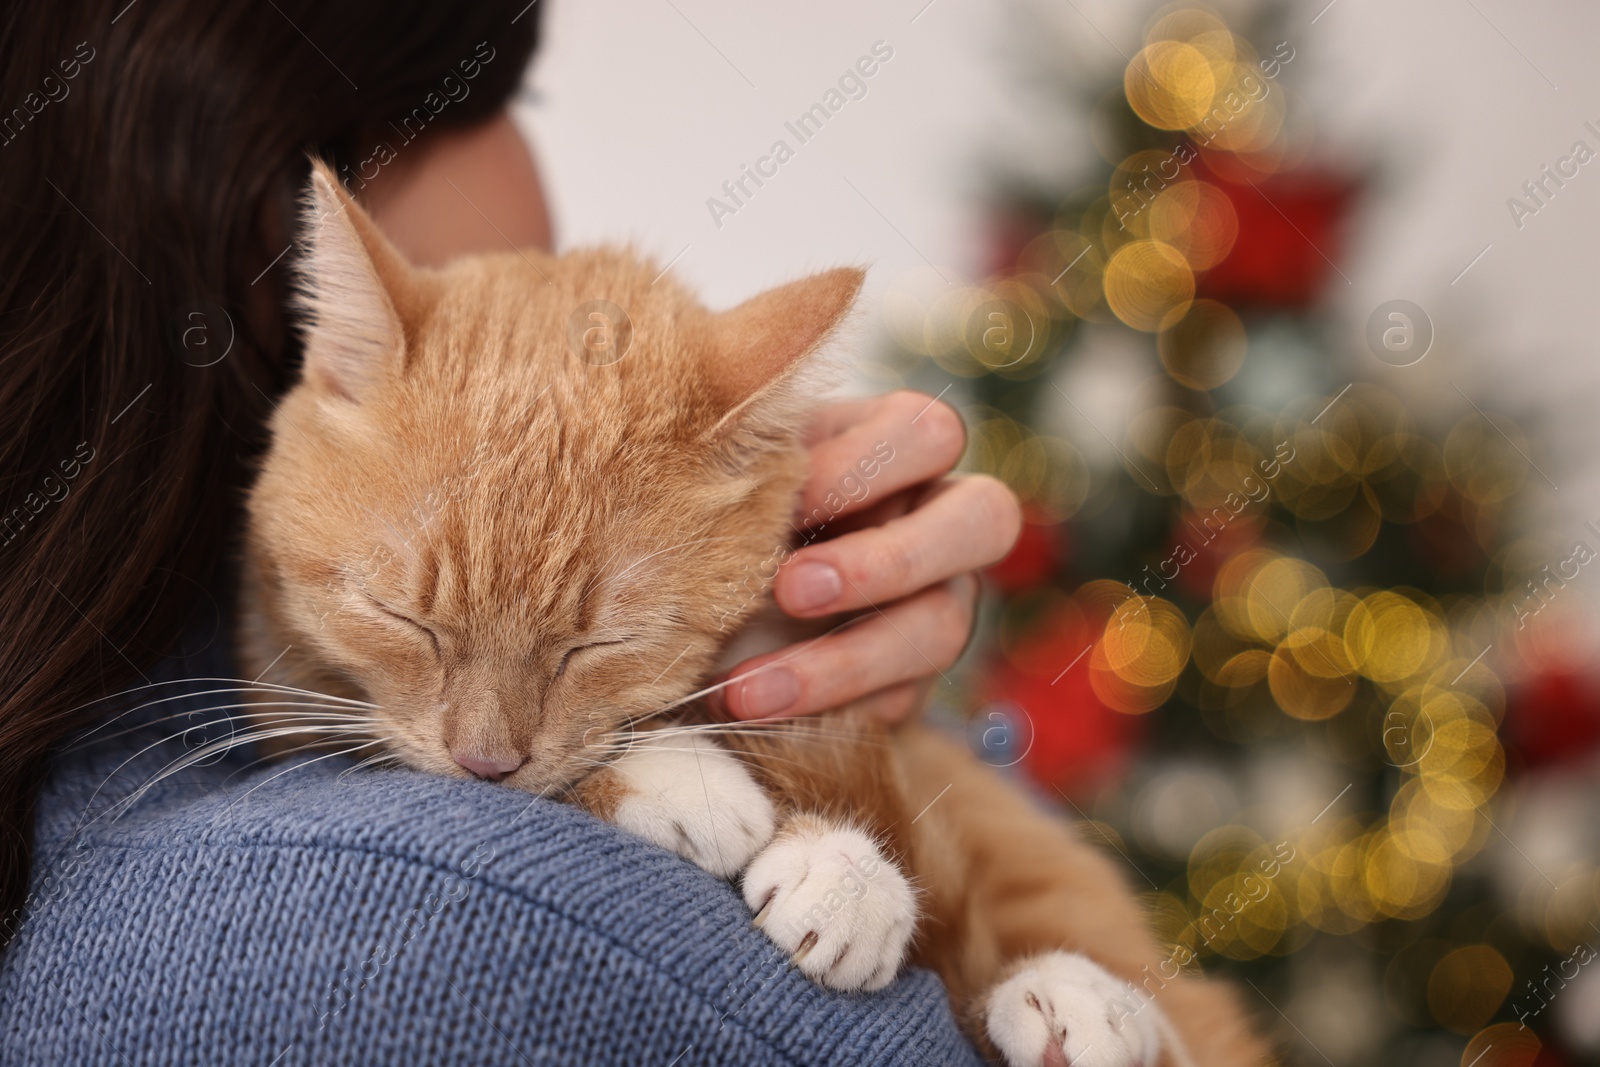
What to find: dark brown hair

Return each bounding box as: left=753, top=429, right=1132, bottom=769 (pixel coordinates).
left=0, top=0, right=540, bottom=940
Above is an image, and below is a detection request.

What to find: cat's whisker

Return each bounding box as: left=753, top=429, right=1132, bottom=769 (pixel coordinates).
left=337, top=751, right=402, bottom=782
left=73, top=701, right=381, bottom=820
left=81, top=718, right=396, bottom=831
left=84, top=703, right=375, bottom=748
left=589, top=741, right=821, bottom=775
left=64, top=675, right=376, bottom=720
left=619, top=614, right=878, bottom=727
left=553, top=778, right=591, bottom=808
left=611, top=726, right=889, bottom=758
left=219, top=723, right=401, bottom=787
left=110, top=725, right=375, bottom=809
left=629, top=718, right=870, bottom=739
left=101, top=727, right=386, bottom=823
left=199, top=740, right=390, bottom=824
left=67, top=679, right=377, bottom=748
left=567, top=752, right=620, bottom=772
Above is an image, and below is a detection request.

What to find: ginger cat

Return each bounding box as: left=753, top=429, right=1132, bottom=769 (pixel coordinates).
left=238, top=162, right=1272, bottom=1067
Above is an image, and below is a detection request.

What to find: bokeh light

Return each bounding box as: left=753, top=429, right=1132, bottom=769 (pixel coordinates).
left=882, top=6, right=1577, bottom=1062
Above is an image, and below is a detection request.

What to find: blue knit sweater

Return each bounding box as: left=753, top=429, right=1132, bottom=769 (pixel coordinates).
left=1, top=626, right=983, bottom=1065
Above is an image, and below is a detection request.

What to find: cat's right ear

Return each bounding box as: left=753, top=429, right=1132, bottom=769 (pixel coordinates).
left=696, top=267, right=864, bottom=465
left=295, top=160, right=415, bottom=403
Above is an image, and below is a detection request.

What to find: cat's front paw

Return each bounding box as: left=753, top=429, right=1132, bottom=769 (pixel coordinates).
left=742, top=815, right=916, bottom=992
left=609, top=733, right=776, bottom=878
left=982, top=951, right=1157, bottom=1067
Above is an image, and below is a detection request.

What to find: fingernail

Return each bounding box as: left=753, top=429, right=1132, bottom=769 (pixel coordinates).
left=785, top=561, right=842, bottom=613
left=736, top=668, right=799, bottom=718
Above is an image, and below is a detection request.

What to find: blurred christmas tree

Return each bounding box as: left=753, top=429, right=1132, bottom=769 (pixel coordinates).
left=882, top=4, right=1600, bottom=1064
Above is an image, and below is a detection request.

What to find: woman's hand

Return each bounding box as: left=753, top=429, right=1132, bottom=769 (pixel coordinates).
left=715, top=391, right=1023, bottom=722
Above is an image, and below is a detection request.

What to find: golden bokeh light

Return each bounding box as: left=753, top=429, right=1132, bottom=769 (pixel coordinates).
left=1148, top=181, right=1239, bottom=269
left=1247, top=556, right=1328, bottom=642
left=1215, top=648, right=1271, bottom=689
left=1391, top=779, right=1490, bottom=864
left=924, top=286, right=988, bottom=376
left=1211, top=548, right=1280, bottom=642
left=996, top=434, right=1090, bottom=521
left=1091, top=596, right=1192, bottom=713
left=1040, top=227, right=1108, bottom=321
left=1344, top=590, right=1445, bottom=685
left=1103, top=240, right=1195, bottom=331
left=1164, top=418, right=1270, bottom=512
left=1127, top=405, right=1193, bottom=494
left=1199, top=65, right=1287, bottom=156
left=962, top=279, right=1054, bottom=376
left=1427, top=945, right=1512, bottom=1033
left=1125, top=40, right=1218, bottom=130
left=1268, top=640, right=1356, bottom=720
left=1364, top=827, right=1452, bottom=920
left=1191, top=606, right=1251, bottom=684
left=917, top=8, right=1567, bottom=1040
left=1461, top=1024, right=1541, bottom=1067
left=1158, top=299, right=1246, bottom=390
left=967, top=411, right=1026, bottom=476
left=1414, top=716, right=1504, bottom=811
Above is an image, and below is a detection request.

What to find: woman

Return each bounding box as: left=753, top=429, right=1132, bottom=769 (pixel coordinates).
left=0, top=0, right=1015, bottom=988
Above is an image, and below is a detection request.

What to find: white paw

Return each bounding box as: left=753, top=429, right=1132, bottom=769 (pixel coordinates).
left=984, top=951, right=1158, bottom=1067
left=742, top=817, right=916, bottom=992
left=609, top=733, right=776, bottom=878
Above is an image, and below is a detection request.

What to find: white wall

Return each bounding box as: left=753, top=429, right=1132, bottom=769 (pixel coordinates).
left=515, top=0, right=1600, bottom=559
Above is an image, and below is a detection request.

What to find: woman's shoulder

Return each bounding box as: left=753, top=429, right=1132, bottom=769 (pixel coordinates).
left=3, top=637, right=981, bottom=1067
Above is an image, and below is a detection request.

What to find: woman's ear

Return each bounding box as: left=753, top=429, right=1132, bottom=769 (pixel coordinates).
left=698, top=266, right=865, bottom=460
left=295, top=159, right=420, bottom=403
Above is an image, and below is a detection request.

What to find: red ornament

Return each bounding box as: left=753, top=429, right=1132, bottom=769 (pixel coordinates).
left=1506, top=668, right=1600, bottom=770
left=981, top=611, right=1142, bottom=799
left=1191, top=154, right=1360, bottom=310
left=986, top=509, right=1066, bottom=593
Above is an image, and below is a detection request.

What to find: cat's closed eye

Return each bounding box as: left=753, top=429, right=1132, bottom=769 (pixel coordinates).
left=555, top=639, right=629, bottom=678
left=363, top=594, right=441, bottom=657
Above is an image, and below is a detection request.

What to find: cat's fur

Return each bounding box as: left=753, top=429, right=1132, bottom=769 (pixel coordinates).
left=238, top=162, right=1272, bottom=1067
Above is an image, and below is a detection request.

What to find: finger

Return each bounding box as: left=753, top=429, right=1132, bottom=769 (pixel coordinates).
left=776, top=476, right=1019, bottom=617
left=796, top=390, right=966, bottom=534
left=801, top=395, right=881, bottom=445
left=850, top=679, right=935, bottom=724
left=807, top=484, right=917, bottom=540
left=715, top=578, right=975, bottom=720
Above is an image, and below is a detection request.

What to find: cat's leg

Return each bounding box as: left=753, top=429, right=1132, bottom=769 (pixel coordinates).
left=721, top=712, right=921, bottom=992
left=572, top=732, right=776, bottom=879
left=894, top=724, right=1271, bottom=1067
left=740, top=811, right=917, bottom=992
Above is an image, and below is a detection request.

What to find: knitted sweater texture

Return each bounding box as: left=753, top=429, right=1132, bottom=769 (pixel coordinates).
left=0, top=627, right=982, bottom=1066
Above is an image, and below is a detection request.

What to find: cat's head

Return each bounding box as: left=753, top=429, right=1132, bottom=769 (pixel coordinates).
left=243, top=161, right=861, bottom=790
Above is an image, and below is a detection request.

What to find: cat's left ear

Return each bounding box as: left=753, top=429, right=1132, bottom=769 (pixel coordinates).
left=295, top=159, right=419, bottom=403
left=699, top=267, right=864, bottom=457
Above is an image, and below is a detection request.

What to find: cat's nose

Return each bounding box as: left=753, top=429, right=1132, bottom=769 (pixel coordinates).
left=452, top=749, right=526, bottom=782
